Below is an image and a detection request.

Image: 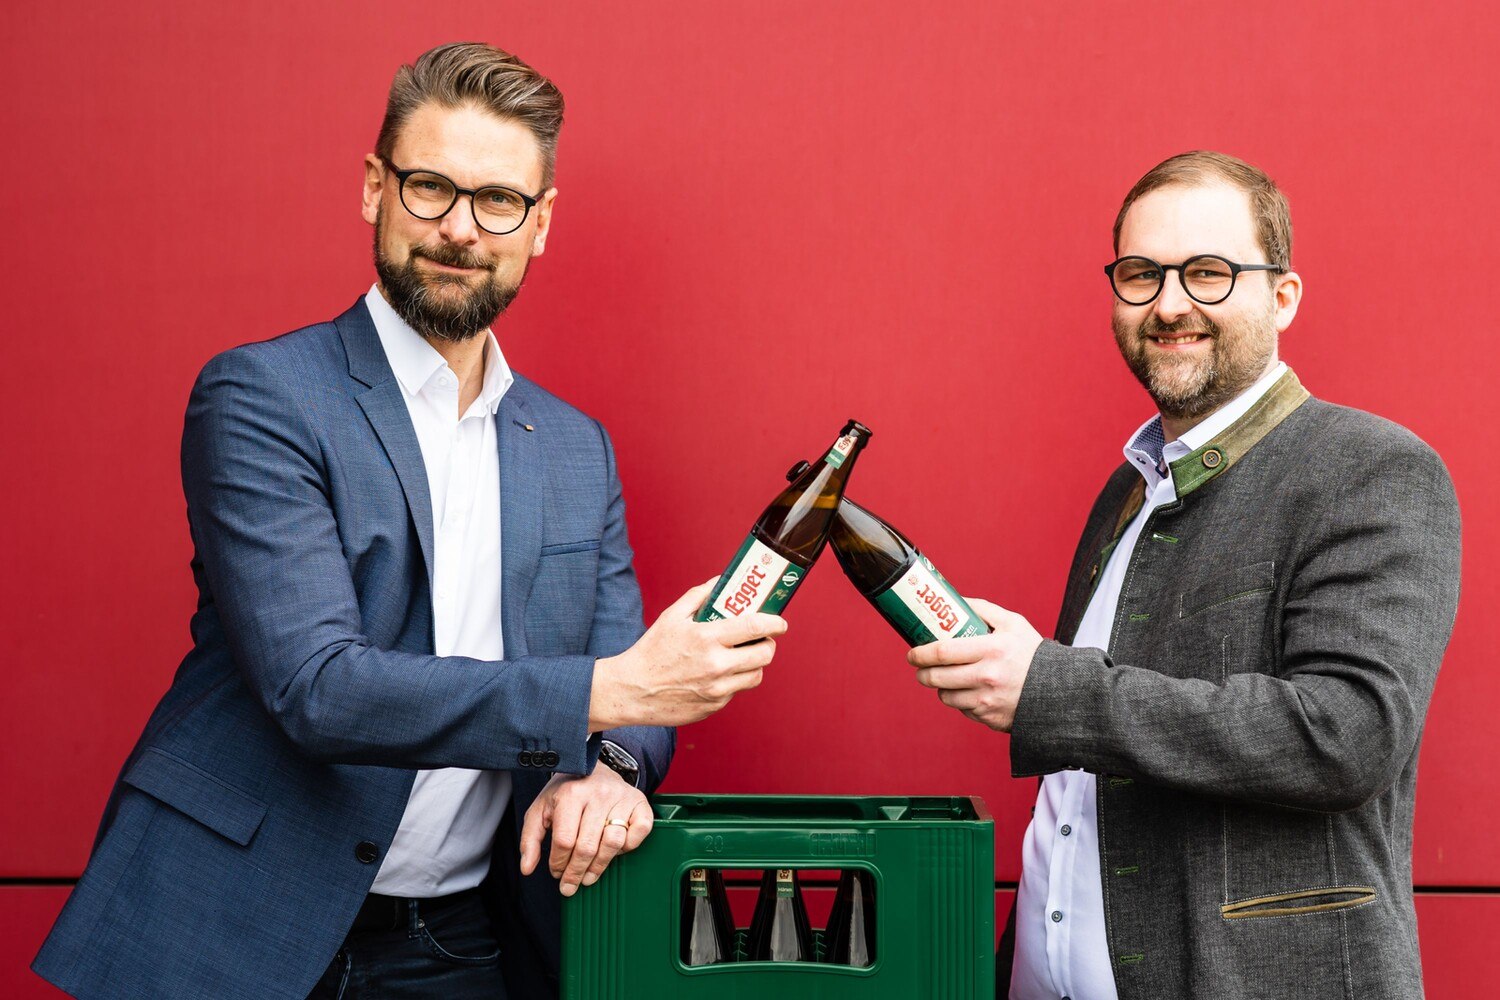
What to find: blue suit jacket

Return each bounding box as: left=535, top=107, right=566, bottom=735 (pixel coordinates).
left=34, top=300, right=674, bottom=999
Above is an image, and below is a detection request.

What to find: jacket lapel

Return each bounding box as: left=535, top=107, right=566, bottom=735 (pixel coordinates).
left=336, top=300, right=436, bottom=586
left=498, top=383, right=542, bottom=658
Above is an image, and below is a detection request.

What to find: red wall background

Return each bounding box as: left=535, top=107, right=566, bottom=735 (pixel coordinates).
left=4, top=1, right=1496, bottom=994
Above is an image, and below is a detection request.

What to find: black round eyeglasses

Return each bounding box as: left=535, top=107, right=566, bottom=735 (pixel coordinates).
left=384, top=161, right=545, bottom=236
left=1104, top=254, right=1284, bottom=306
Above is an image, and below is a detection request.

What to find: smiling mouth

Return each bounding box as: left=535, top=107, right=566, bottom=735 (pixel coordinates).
left=420, top=258, right=479, bottom=273
left=1150, top=332, right=1210, bottom=345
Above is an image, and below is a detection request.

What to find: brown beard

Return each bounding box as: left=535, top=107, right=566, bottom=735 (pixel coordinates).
left=373, top=213, right=526, bottom=342
left=1112, top=304, right=1278, bottom=420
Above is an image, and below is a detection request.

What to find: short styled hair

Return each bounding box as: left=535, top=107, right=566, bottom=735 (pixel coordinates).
left=1113, top=151, right=1292, bottom=272
left=376, top=42, right=566, bottom=187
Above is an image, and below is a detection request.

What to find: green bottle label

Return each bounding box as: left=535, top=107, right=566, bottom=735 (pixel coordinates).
left=871, top=553, right=988, bottom=646
left=689, top=869, right=708, bottom=897
left=776, top=870, right=794, bottom=898
left=823, top=432, right=857, bottom=469
left=697, top=534, right=807, bottom=622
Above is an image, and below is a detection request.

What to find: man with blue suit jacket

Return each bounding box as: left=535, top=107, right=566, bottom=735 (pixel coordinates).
left=34, top=42, right=783, bottom=1000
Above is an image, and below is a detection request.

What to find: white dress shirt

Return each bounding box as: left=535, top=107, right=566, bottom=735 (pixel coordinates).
left=1010, top=361, right=1288, bottom=1000
left=364, top=285, right=516, bottom=898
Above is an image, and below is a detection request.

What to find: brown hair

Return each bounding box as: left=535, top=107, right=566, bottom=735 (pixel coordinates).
left=1113, top=151, right=1292, bottom=272
left=376, top=42, right=565, bottom=188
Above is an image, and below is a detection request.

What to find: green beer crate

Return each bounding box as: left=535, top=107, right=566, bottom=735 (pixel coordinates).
left=562, top=794, right=995, bottom=998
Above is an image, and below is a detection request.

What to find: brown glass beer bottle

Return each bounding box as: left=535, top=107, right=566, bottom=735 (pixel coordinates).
left=827, top=497, right=990, bottom=646
left=695, top=421, right=872, bottom=623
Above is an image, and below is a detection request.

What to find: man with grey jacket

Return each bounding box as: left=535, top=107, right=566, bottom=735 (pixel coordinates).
left=911, top=150, right=1461, bottom=999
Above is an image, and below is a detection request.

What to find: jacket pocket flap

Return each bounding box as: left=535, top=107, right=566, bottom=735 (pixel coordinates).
left=122, top=748, right=267, bottom=846
left=1179, top=560, right=1276, bottom=619
left=539, top=539, right=601, bottom=556
left=1221, top=885, right=1376, bottom=919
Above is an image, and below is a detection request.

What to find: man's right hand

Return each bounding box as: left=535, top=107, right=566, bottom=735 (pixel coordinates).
left=588, top=578, right=785, bottom=730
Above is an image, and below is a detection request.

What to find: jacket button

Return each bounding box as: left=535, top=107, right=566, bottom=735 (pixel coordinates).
left=518, top=750, right=534, bottom=767
left=355, top=841, right=379, bottom=864
left=543, top=751, right=560, bottom=768
left=1202, top=448, right=1223, bottom=469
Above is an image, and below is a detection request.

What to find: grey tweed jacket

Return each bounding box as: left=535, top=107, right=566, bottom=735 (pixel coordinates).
left=1001, top=370, right=1461, bottom=1000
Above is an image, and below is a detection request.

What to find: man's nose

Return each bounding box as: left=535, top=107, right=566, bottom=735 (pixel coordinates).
left=438, top=194, right=482, bottom=245
left=1154, top=269, right=1195, bottom=323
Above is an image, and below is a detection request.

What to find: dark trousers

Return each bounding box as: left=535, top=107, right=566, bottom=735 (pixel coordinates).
left=307, top=889, right=509, bottom=999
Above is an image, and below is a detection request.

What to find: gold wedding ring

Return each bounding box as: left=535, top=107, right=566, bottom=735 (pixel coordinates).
left=605, top=817, right=630, bottom=829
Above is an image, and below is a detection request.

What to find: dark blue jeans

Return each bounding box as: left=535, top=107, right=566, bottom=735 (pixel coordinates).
left=307, top=890, right=508, bottom=999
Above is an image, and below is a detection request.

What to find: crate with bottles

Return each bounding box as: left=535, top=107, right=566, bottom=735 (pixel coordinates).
left=684, top=866, right=877, bottom=967
left=562, top=794, right=995, bottom=999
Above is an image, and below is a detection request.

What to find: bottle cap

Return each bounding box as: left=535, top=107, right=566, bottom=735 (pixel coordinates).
left=842, top=419, right=873, bottom=438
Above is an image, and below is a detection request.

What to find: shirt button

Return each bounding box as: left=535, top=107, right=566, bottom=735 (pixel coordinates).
left=1051, top=910, right=1063, bottom=923
left=1061, top=824, right=1072, bottom=836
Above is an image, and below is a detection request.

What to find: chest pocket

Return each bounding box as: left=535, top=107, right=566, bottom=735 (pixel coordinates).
left=1165, top=560, right=1277, bottom=683
left=1179, top=560, right=1275, bottom=620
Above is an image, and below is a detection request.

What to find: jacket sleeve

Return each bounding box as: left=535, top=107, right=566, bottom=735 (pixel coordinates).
left=183, top=348, right=600, bottom=773
left=585, top=420, right=676, bottom=794
left=1008, top=436, right=1461, bottom=813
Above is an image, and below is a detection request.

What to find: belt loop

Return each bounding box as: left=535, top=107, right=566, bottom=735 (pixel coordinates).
left=406, top=898, right=421, bottom=935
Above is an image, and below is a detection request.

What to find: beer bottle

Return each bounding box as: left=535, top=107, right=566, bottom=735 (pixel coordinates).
left=827, top=496, right=991, bottom=646
left=824, top=869, right=876, bottom=967
left=681, top=868, right=735, bottom=966
left=696, top=421, right=872, bottom=623
left=746, top=868, right=814, bottom=962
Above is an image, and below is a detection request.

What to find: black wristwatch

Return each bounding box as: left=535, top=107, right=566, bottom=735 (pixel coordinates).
left=597, top=740, right=641, bottom=787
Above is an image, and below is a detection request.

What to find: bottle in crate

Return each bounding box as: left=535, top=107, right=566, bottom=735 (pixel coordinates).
left=696, top=421, right=871, bottom=623
left=681, top=868, right=736, bottom=966
left=823, top=869, right=876, bottom=967
left=746, top=868, right=814, bottom=962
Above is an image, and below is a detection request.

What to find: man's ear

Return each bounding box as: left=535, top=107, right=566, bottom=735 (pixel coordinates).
left=1273, top=270, right=1303, bottom=333
left=530, top=187, right=558, bottom=257
left=361, top=154, right=385, bottom=227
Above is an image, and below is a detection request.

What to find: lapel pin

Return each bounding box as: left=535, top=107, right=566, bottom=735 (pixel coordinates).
left=524, top=424, right=535, bottom=432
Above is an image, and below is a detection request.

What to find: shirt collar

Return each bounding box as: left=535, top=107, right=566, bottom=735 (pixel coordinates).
left=364, top=284, right=513, bottom=414
left=1122, top=360, right=1288, bottom=486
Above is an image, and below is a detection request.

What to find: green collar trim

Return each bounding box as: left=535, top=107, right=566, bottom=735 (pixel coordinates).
left=1087, top=368, right=1312, bottom=601
left=1167, top=368, right=1311, bottom=499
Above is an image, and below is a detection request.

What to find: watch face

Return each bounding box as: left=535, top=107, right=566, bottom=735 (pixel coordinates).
left=601, top=743, right=640, bottom=783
